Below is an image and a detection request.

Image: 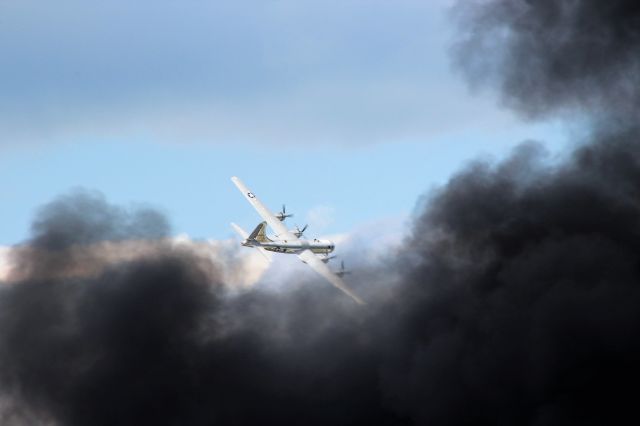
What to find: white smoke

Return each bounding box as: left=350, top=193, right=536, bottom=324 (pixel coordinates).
left=0, top=237, right=269, bottom=290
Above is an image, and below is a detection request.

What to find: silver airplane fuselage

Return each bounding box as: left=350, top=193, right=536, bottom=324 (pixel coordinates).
left=242, top=238, right=335, bottom=255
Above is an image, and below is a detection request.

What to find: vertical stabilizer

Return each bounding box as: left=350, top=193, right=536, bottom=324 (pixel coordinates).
left=230, top=223, right=272, bottom=262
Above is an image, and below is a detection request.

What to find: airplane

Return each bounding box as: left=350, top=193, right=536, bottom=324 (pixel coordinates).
left=230, top=176, right=365, bottom=305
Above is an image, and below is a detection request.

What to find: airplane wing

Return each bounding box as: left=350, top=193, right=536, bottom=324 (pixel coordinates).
left=297, top=249, right=365, bottom=305
left=231, top=176, right=299, bottom=241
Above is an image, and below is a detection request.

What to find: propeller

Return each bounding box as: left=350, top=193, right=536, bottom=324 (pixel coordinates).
left=276, top=204, right=293, bottom=221
left=293, top=224, right=308, bottom=238
left=336, top=261, right=351, bottom=277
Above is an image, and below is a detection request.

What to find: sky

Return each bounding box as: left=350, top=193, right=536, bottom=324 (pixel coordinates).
left=0, top=0, right=568, bottom=246
left=5, top=1, right=640, bottom=424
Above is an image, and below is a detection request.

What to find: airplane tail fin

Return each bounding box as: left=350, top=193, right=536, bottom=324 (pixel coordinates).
left=231, top=222, right=272, bottom=263
left=248, top=221, right=272, bottom=243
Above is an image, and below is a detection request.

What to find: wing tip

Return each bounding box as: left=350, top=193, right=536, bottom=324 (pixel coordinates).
left=348, top=292, right=366, bottom=305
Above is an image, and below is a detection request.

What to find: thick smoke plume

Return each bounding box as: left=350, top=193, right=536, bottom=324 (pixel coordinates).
left=2, top=1, right=640, bottom=425
left=453, top=0, right=640, bottom=119
left=2, top=141, right=640, bottom=425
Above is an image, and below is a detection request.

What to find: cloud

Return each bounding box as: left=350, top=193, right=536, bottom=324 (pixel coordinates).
left=0, top=192, right=268, bottom=290
left=0, top=248, right=10, bottom=283
left=304, top=205, right=335, bottom=232
left=3, top=2, right=640, bottom=424
left=0, top=0, right=516, bottom=147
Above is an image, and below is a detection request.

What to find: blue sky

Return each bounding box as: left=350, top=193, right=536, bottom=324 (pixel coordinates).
left=1, top=0, right=569, bottom=245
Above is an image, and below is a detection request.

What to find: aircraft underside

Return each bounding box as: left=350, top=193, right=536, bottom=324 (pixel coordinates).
left=261, top=245, right=332, bottom=255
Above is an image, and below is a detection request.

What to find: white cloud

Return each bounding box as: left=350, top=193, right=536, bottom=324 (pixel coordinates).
left=253, top=214, right=408, bottom=292
left=304, top=205, right=336, bottom=232
left=0, top=247, right=11, bottom=282
left=0, top=215, right=407, bottom=302
left=0, top=236, right=270, bottom=290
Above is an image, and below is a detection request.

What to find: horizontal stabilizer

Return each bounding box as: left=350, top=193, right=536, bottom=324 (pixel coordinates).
left=231, top=222, right=249, bottom=239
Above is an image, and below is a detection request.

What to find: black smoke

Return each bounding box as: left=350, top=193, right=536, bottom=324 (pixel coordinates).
left=3, top=138, right=640, bottom=425
left=0, top=192, right=397, bottom=425
left=3, top=1, right=640, bottom=425
left=389, top=136, right=640, bottom=424
left=452, top=0, right=640, bottom=119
